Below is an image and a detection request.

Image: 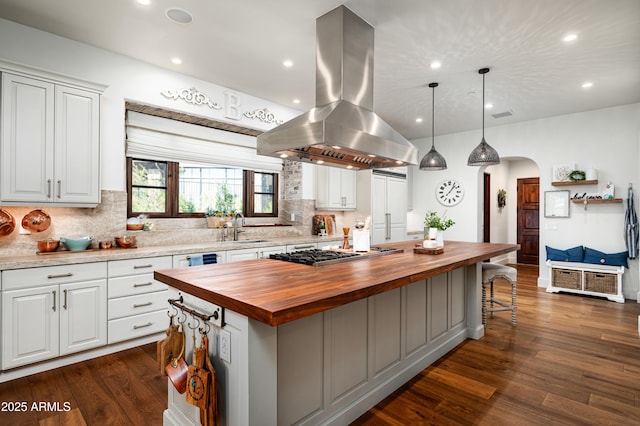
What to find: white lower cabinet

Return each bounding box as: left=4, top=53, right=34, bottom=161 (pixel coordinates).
left=227, top=245, right=287, bottom=262
left=1, top=262, right=107, bottom=370
left=107, top=256, right=173, bottom=344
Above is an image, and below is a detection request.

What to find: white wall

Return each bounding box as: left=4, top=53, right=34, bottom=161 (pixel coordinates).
left=410, top=103, right=640, bottom=299
left=0, top=18, right=301, bottom=191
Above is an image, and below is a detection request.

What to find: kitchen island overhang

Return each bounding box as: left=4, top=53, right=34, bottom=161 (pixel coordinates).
left=154, top=240, right=519, bottom=426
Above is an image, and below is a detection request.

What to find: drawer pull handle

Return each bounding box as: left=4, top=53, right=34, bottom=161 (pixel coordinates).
left=133, top=302, right=152, bottom=308
left=63, top=289, right=68, bottom=310
left=47, top=179, right=52, bottom=199
left=57, top=179, right=62, bottom=199
left=293, top=244, right=314, bottom=250
left=48, top=272, right=73, bottom=279
left=133, top=264, right=153, bottom=269
left=52, top=290, right=56, bottom=312
left=133, top=322, right=152, bottom=330
left=133, top=282, right=153, bottom=288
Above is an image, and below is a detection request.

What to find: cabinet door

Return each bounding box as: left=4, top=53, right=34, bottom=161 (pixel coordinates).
left=227, top=248, right=259, bottom=262
left=340, top=169, right=356, bottom=208
left=1, top=73, right=55, bottom=203
left=371, top=174, right=388, bottom=244
left=386, top=176, right=407, bottom=243
left=54, top=85, right=100, bottom=204
left=2, top=285, right=59, bottom=369
left=59, top=279, right=107, bottom=356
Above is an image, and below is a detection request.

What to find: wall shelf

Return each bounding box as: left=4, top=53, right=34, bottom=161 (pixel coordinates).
left=552, top=180, right=598, bottom=186
left=571, top=198, right=622, bottom=204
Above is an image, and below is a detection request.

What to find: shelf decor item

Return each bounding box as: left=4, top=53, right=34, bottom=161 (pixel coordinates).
left=568, top=170, right=586, bottom=181
left=552, top=163, right=575, bottom=182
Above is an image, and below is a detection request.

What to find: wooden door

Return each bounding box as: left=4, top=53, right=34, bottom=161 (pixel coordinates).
left=517, top=178, right=540, bottom=264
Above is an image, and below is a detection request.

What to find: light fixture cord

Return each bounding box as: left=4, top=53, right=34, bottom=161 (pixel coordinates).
left=482, top=72, right=485, bottom=140
left=431, top=86, right=435, bottom=148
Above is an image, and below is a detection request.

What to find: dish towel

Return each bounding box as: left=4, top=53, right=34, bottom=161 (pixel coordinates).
left=625, top=185, right=638, bottom=259
left=188, top=253, right=217, bottom=266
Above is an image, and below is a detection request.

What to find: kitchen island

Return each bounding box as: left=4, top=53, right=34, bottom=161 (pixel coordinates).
left=154, top=240, right=518, bottom=426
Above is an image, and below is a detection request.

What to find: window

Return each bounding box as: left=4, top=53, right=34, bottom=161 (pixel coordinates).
left=127, top=158, right=278, bottom=218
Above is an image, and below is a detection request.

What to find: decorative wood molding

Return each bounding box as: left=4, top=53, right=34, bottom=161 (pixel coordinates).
left=243, top=107, right=284, bottom=125
left=160, top=87, right=222, bottom=110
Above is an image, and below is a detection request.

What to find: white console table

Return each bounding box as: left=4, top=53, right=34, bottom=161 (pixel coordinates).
left=546, top=260, right=624, bottom=303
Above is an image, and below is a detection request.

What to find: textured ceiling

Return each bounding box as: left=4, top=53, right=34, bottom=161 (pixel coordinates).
left=0, top=0, right=638, bottom=140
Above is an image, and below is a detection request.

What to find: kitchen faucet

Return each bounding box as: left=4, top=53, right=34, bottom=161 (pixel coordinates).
left=233, top=212, right=245, bottom=241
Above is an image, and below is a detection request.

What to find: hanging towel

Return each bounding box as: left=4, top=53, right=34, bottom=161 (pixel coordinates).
left=188, top=255, right=203, bottom=266
left=202, top=253, right=217, bottom=265
left=624, top=185, right=639, bottom=259
left=188, top=253, right=217, bottom=266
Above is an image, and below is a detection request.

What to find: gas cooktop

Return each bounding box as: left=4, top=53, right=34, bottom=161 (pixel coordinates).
left=268, top=247, right=403, bottom=266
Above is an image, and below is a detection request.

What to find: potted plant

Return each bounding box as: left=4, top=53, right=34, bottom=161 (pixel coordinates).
left=424, top=211, right=454, bottom=247
left=205, top=208, right=224, bottom=228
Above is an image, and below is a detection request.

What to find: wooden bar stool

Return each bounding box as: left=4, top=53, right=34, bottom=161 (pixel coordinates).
left=481, top=263, right=517, bottom=325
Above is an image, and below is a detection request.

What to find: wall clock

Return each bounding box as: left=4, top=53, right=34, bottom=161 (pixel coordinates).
left=436, top=179, right=464, bottom=206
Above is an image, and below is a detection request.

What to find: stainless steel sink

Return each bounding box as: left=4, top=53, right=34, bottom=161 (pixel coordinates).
left=223, top=239, right=270, bottom=244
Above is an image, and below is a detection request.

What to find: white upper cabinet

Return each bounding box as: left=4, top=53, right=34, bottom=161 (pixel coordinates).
left=1, top=69, right=102, bottom=206
left=316, top=165, right=356, bottom=210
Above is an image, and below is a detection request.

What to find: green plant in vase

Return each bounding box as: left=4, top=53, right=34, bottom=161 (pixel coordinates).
left=424, top=211, right=454, bottom=247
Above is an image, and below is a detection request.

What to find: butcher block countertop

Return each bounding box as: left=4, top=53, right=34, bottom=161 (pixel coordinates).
left=154, top=240, right=519, bottom=326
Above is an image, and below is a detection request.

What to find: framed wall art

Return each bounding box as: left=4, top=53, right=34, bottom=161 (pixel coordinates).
left=544, top=190, right=570, bottom=218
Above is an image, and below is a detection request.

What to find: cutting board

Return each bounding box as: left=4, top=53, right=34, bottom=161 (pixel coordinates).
left=312, top=215, right=336, bottom=236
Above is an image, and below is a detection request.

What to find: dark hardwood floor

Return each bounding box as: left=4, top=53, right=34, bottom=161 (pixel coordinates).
left=1, top=264, right=639, bottom=425
left=352, top=264, right=640, bottom=425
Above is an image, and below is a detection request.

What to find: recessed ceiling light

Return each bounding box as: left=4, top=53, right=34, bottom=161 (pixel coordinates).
left=316, top=160, right=324, bottom=164
left=415, top=117, right=423, bottom=123
left=582, top=81, right=593, bottom=88
left=136, top=0, right=151, bottom=5
left=563, top=33, right=578, bottom=43
left=485, top=103, right=494, bottom=109
left=283, top=60, right=293, bottom=68
left=395, top=160, right=404, bottom=165
left=279, top=153, right=288, bottom=158
left=293, top=99, right=300, bottom=104
left=166, top=8, right=193, bottom=24
left=171, top=57, right=182, bottom=65
left=332, top=145, right=341, bottom=150
left=368, top=154, right=376, bottom=157
left=346, top=165, right=353, bottom=169
left=430, top=61, right=441, bottom=69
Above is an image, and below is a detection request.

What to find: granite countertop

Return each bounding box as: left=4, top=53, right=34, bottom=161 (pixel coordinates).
left=0, top=235, right=344, bottom=270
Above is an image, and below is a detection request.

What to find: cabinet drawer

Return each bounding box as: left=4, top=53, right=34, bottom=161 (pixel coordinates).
left=108, top=256, right=172, bottom=278
left=108, top=290, right=169, bottom=320
left=108, top=274, right=168, bottom=298
left=3, top=262, right=107, bottom=290
left=108, top=309, right=167, bottom=344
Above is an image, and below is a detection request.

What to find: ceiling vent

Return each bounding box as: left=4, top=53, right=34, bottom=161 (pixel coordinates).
left=491, top=110, right=513, bottom=119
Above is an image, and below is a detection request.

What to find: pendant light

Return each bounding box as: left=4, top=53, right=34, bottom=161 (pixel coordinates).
left=419, top=82, right=447, bottom=171
left=467, top=68, right=500, bottom=166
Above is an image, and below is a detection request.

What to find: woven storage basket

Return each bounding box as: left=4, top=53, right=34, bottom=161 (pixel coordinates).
left=552, top=268, right=581, bottom=290
left=584, top=271, right=617, bottom=294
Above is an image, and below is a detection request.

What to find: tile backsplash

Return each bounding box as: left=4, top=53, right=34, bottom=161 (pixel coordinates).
left=0, top=191, right=319, bottom=256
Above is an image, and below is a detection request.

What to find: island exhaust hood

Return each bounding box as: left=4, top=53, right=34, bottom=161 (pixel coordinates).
left=257, top=6, right=418, bottom=169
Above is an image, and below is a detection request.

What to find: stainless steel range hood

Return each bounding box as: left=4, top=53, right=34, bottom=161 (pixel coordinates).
left=257, top=5, right=418, bottom=170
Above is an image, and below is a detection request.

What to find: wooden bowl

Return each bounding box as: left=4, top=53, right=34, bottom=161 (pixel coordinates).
left=126, top=223, right=144, bottom=231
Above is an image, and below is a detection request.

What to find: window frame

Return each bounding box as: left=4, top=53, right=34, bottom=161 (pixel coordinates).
left=126, top=158, right=278, bottom=219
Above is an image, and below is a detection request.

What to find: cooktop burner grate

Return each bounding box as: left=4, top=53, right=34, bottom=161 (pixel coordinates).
left=268, top=247, right=403, bottom=266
